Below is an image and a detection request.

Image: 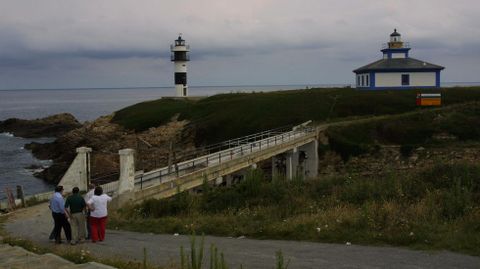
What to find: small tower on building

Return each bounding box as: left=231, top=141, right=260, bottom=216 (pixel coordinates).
left=353, top=29, right=444, bottom=89
left=171, top=35, right=190, bottom=97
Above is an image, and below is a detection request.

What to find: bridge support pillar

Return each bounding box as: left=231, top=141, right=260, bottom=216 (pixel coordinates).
left=298, top=140, right=318, bottom=179
left=117, top=148, right=135, bottom=206
left=215, top=176, right=223, bottom=186
left=284, top=139, right=318, bottom=180
left=58, top=147, right=92, bottom=193
left=286, top=148, right=299, bottom=180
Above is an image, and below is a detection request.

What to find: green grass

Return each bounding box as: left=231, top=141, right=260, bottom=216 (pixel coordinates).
left=325, top=101, right=480, bottom=160
left=110, top=163, right=480, bottom=256
left=112, top=87, right=480, bottom=145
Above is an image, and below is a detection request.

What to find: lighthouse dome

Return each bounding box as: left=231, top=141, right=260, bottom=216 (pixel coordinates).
left=390, top=29, right=401, bottom=37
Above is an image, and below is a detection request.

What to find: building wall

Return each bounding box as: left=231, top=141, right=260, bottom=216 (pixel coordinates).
left=392, top=53, right=406, bottom=59
left=375, top=72, right=436, bottom=87
left=175, top=62, right=187, bottom=73
left=356, top=73, right=370, bottom=87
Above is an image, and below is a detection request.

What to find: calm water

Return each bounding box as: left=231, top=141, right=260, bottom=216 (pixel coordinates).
left=0, top=82, right=478, bottom=200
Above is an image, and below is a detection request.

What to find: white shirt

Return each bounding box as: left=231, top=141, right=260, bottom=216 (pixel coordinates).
left=84, top=189, right=94, bottom=204
left=87, top=194, right=112, bottom=218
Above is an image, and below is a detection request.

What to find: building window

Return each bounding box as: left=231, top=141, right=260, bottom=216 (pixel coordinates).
left=366, top=75, right=369, bottom=86
left=401, top=74, right=410, bottom=86
left=357, top=76, right=361, bottom=86
left=361, top=75, right=364, bottom=86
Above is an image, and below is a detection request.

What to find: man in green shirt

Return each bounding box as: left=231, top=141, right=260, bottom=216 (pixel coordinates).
left=65, top=187, right=87, bottom=244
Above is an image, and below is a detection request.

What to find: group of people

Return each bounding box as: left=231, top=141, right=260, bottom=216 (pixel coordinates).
left=49, top=183, right=112, bottom=245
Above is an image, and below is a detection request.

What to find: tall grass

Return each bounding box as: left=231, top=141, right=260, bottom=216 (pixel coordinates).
left=111, top=162, right=480, bottom=256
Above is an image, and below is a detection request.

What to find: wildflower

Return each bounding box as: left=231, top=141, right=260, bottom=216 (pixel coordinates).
left=316, top=227, right=321, bottom=232
left=346, top=242, right=351, bottom=246
left=409, top=232, right=414, bottom=236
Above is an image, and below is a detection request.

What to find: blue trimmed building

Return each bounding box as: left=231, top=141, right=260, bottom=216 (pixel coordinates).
left=353, top=29, right=444, bottom=90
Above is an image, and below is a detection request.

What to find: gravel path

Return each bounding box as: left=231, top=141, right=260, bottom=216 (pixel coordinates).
left=4, top=203, right=480, bottom=269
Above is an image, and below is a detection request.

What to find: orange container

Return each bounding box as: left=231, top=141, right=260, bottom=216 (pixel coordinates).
left=420, top=98, right=441, bottom=106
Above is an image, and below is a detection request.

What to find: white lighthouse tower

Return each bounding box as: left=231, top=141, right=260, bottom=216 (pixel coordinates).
left=171, top=35, right=190, bottom=97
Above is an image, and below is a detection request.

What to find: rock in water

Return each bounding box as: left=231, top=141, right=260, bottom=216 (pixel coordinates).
left=0, top=113, right=82, bottom=138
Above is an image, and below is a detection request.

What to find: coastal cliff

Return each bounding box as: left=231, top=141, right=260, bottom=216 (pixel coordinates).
left=24, top=114, right=193, bottom=184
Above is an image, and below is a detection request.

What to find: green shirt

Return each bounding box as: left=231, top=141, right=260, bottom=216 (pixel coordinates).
left=65, top=193, right=86, bottom=214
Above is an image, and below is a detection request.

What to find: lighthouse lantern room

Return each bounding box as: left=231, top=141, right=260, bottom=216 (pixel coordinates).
left=171, top=35, right=190, bottom=97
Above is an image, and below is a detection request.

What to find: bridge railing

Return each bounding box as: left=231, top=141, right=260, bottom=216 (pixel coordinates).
left=172, top=125, right=294, bottom=162
left=134, top=126, right=316, bottom=189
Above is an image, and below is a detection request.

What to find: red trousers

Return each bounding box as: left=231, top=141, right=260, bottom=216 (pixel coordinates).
left=89, top=216, right=107, bottom=242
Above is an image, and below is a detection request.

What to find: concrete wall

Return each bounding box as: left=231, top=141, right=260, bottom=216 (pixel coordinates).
left=375, top=72, right=436, bottom=87
left=175, top=62, right=187, bottom=73
left=58, top=147, right=91, bottom=193
left=392, top=53, right=405, bottom=59
left=356, top=74, right=370, bottom=87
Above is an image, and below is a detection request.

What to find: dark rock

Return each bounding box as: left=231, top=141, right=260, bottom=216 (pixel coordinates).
left=0, top=113, right=81, bottom=138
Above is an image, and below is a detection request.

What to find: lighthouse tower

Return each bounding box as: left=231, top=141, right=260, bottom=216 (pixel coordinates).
left=171, top=35, right=190, bottom=97
left=380, top=29, right=411, bottom=59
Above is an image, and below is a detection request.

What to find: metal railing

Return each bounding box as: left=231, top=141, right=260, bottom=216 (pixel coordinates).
left=170, top=124, right=295, bottom=162
left=134, top=126, right=316, bottom=189
left=381, top=42, right=411, bottom=49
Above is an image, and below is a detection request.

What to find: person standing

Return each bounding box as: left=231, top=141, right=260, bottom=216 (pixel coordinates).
left=65, top=187, right=86, bottom=244
left=49, top=185, right=72, bottom=244
left=84, top=184, right=95, bottom=240
left=87, top=186, right=112, bottom=243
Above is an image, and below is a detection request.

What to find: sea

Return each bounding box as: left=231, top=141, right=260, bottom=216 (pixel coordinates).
left=0, top=82, right=478, bottom=200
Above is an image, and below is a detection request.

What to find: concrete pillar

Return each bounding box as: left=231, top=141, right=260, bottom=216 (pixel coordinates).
left=214, top=176, right=222, bottom=186
left=225, top=174, right=234, bottom=187
left=58, top=147, right=92, bottom=192
left=285, top=147, right=299, bottom=180
left=118, top=149, right=135, bottom=195
left=298, top=140, right=319, bottom=179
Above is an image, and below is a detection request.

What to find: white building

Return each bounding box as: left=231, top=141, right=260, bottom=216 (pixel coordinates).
left=353, top=29, right=444, bottom=90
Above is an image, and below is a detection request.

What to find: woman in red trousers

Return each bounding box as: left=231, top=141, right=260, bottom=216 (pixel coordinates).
left=87, top=186, right=112, bottom=242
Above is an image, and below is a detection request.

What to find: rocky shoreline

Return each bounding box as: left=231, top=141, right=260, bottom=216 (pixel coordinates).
left=1, top=113, right=194, bottom=184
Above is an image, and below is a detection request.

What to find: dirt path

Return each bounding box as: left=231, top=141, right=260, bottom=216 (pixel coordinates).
left=4, top=203, right=480, bottom=269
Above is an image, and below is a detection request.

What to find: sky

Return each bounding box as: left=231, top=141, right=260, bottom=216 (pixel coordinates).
left=0, top=0, right=479, bottom=89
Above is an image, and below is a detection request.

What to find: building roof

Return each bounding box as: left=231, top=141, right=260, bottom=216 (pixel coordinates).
left=390, top=29, right=401, bottom=37
left=353, top=57, right=445, bottom=73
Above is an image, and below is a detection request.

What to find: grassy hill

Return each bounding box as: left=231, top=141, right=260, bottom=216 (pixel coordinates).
left=112, top=87, right=480, bottom=145
left=327, top=101, right=480, bottom=160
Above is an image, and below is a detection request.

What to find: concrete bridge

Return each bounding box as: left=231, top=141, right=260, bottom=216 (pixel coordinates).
left=35, top=122, right=323, bottom=207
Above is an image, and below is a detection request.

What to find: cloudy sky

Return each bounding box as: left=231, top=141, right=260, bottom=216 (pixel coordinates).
left=0, top=0, right=479, bottom=89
